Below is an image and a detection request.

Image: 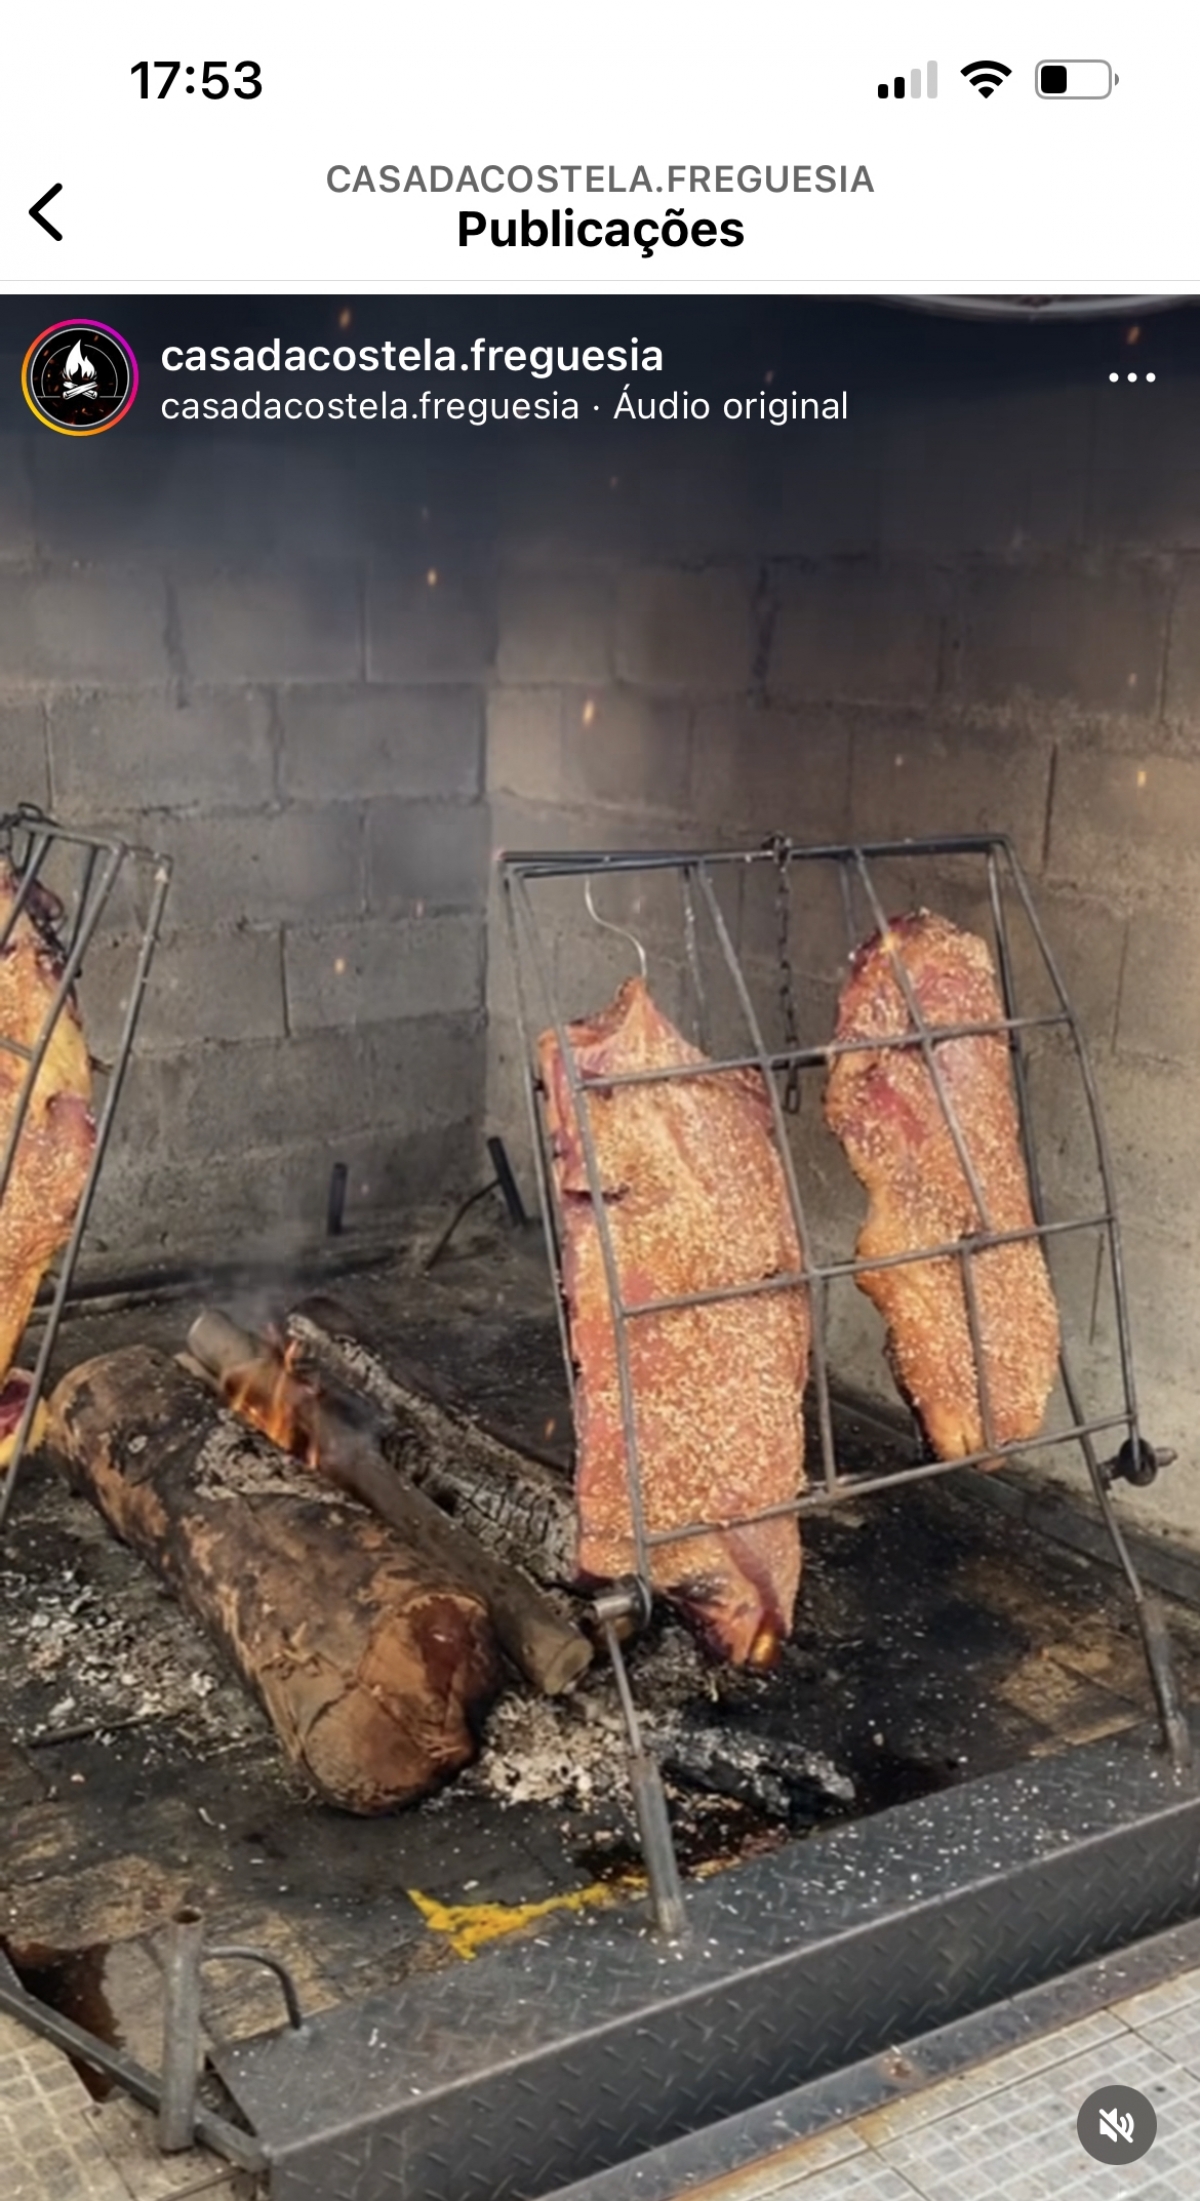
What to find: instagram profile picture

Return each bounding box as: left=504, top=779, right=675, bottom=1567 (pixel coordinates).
left=22, top=321, right=138, bottom=436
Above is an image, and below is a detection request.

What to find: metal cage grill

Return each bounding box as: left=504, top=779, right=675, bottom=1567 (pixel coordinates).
left=500, top=834, right=1190, bottom=1845
left=0, top=803, right=171, bottom=1540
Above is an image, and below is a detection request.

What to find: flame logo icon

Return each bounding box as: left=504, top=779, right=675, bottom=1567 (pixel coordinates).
left=61, top=339, right=97, bottom=395
left=22, top=319, right=137, bottom=436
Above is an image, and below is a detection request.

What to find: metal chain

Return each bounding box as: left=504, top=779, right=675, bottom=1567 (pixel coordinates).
left=763, top=834, right=802, bottom=1112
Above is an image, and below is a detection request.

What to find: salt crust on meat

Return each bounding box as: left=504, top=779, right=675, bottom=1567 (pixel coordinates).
left=539, top=977, right=808, bottom=1665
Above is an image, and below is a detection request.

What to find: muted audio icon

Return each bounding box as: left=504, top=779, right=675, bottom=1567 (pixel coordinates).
left=878, top=62, right=938, bottom=99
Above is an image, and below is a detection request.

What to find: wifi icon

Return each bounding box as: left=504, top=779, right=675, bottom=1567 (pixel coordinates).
left=962, top=59, right=1012, bottom=97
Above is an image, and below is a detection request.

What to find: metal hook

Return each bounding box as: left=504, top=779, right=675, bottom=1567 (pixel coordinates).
left=584, top=876, right=648, bottom=980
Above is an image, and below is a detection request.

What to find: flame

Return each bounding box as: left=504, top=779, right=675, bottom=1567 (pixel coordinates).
left=224, top=1339, right=321, bottom=1468
left=63, top=339, right=96, bottom=385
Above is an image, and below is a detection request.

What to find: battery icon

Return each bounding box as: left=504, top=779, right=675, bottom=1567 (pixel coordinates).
left=1036, top=60, right=1116, bottom=98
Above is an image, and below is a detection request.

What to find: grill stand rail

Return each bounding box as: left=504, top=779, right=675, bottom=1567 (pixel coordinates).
left=0, top=803, right=171, bottom=1542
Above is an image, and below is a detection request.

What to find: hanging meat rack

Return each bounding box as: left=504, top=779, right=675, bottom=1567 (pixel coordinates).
left=501, top=833, right=1192, bottom=1933
left=0, top=802, right=172, bottom=1542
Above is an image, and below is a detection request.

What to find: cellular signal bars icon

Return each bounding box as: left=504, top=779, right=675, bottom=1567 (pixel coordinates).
left=878, top=63, right=938, bottom=99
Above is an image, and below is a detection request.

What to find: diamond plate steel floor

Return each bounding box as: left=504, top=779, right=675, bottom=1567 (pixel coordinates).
left=215, top=1715, right=1200, bottom=2201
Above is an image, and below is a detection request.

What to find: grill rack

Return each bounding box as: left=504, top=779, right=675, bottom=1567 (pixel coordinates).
left=501, top=833, right=1191, bottom=1930
left=0, top=803, right=171, bottom=1542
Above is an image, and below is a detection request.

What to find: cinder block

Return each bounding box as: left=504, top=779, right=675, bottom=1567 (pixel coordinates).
left=0, top=569, right=168, bottom=686
left=1085, top=1054, right=1198, bottom=1242
left=769, top=566, right=944, bottom=704
left=1117, top=904, right=1200, bottom=1065
left=958, top=563, right=1169, bottom=714
left=752, top=431, right=881, bottom=562
left=620, top=445, right=767, bottom=565
left=1089, top=381, right=1200, bottom=551
left=615, top=567, right=755, bottom=692
left=176, top=566, right=363, bottom=684
left=137, top=1013, right=484, bottom=1171
left=365, top=798, right=489, bottom=912
left=485, top=1017, right=532, bottom=1163
left=87, top=1125, right=479, bottom=1264
left=877, top=388, right=1091, bottom=559
left=146, top=805, right=363, bottom=929
left=284, top=914, right=483, bottom=1031
left=567, top=687, right=691, bottom=812
left=128, top=1028, right=373, bottom=1162
left=0, top=436, right=34, bottom=560
left=280, top=685, right=482, bottom=802
left=1164, top=561, right=1200, bottom=734
left=1019, top=1035, right=1111, bottom=1222
left=366, top=566, right=495, bottom=683
left=1092, top=1223, right=1200, bottom=1388
left=1047, top=747, right=1200, bottom=893
left=691, top=703, right=852, bottom=841
left=48, top=687, right=276, bottom=818
left=487, top=689, right=565, bottom=803
left=848, top=722, right=1052, bottom=871
left=167, top=442, right=366, bottom=559
left=78, top=926, right=286, bottom=1056
left=0, top=700, right=49, bottom=809
left=362, top=1013, right=486, bottom=1135
left=498, top=569, right=612, bottom=684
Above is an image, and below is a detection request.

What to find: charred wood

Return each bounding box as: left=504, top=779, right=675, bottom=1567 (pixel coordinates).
left=284, top=1298, right=577, bottom=1588
left=48, top=1346, right=501, bottom=1814
left=187, top=1309, right=592, bottom=1698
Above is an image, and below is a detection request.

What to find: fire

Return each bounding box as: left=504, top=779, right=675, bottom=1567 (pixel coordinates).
left=224, top=1338, right=322, bottom=1468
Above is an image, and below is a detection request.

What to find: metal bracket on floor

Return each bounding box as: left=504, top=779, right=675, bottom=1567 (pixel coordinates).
left=159, top=1906, right=307, bottom=2153
left=0, top=1936, right=265, bottom=2174
left=592, top=1579, right=687, bottom=1941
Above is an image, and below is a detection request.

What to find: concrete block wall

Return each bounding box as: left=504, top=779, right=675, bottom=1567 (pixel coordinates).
left=485, top=375, right=1200, bottom=1541
left=0, top=429, right=490, bottom=1265
left=3, top=343, right=1199, bottom=1541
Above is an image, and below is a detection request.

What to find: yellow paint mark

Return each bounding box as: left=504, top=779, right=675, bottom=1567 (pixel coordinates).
left=407, top=1877, right=642, bottom=1960
left=1136, top=767, right=1148, bottom=789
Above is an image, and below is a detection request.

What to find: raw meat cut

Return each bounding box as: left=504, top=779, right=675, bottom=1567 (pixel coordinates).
left=823, top=910, right=1059, bottom=1459
left=0, top=864, right=94, bottom=1466
left=539, top=976, right=808, bottom=1665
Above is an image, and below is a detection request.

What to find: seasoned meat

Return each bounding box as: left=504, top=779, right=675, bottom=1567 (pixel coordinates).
left=539, top=977, right=808, bottom=1664
left=824, top=910, right=1059, bottom=1459
left=0, top=865, right=94, bottom=1461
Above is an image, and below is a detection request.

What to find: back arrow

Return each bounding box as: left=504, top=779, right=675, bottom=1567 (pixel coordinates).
left=29, top=184, right=63, bottom=241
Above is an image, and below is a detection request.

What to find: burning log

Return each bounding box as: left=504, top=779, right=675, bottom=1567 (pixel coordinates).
left=283, top=1296, right=576, bottom=1586
left=187, top=1310, right=593, bottom=1698
left=49, top=1346, right=503, bottom=1813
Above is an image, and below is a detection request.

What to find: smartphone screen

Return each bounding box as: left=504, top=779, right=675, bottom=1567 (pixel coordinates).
left=1, top=12, right=1197, bottom=2199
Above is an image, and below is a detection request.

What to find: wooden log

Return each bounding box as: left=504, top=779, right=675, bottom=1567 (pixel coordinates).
left=186, top=1310, right=592, bottom=1698
left=49, top=1347, right=502, bottom=1815
left=285, top=1295, right=576, bottom=1585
